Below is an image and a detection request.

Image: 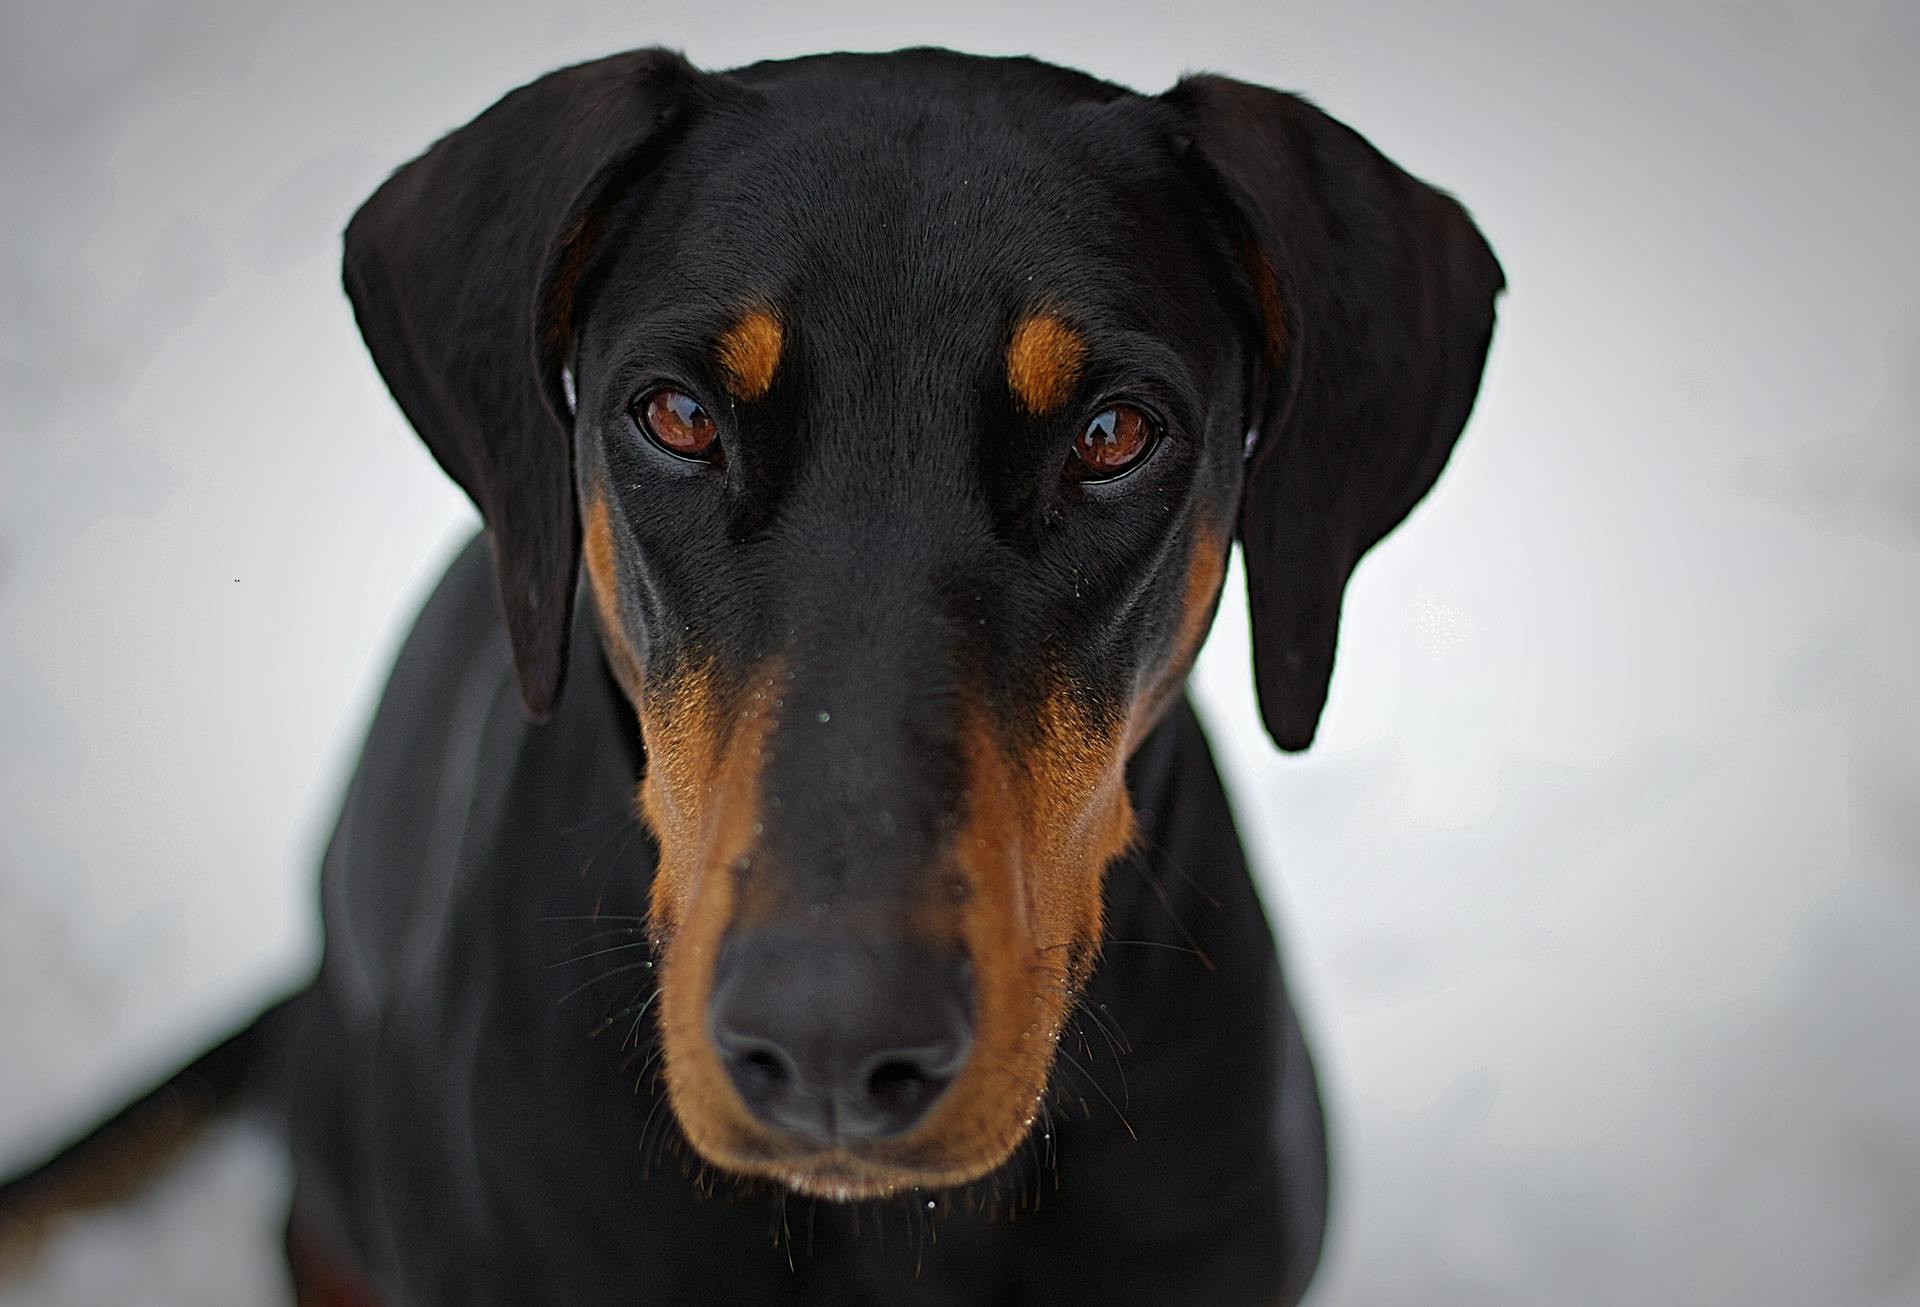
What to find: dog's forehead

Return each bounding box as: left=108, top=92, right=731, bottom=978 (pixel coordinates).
left=603, top=58, right=1200, bottom=351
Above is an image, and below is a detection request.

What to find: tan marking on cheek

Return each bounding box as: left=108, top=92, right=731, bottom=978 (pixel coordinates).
left=1177, top=524, right=1229, bottom=658
left=1127, top=524, right=1228, bottom=752
left=1006, top=312, right=1086, bottom=415
left=716, top=307, right=783, bottom=401
left=1027, top=693, right=1136, bottom=944
left=637, top=661, right=725, bottom=929
left=581, top=491, right=644, bottom=702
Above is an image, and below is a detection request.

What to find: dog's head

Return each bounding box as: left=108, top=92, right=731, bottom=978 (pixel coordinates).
left=344, top=49, right=1500, bottom=1200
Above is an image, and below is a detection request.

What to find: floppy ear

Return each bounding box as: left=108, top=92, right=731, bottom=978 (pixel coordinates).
left=1166, top=75, right=1504, bottom=751
left=344, top=49, right=701, bottom=719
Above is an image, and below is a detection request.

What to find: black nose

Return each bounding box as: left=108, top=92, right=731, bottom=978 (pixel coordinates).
left=709, top=929, right=973, bottom=1143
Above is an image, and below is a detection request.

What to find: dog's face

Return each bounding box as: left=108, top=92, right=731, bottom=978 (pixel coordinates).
left=344, top=49, right=1500, bottom=1200
left=569, top=63, right=1244, bottom=1195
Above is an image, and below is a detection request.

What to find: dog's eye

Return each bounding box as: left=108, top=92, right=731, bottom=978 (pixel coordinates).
left=1068, top=403, right=1157, bottom=482
left=632, top=387, right=719, bottom=461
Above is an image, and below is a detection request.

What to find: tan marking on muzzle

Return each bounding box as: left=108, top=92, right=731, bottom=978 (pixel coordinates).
left=884, top=695, right=1133, bottom=1191
left=645, top=662, right=789, bottom=1175
left=644, top=681, right=1136, bottom=1202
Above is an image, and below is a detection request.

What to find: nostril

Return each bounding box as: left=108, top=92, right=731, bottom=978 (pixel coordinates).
left=714, top=1032, right=801, bottom=1122
left=865, top=1058, right=939, bottom=1112
left=848, top=1043, right=963, bottom=1137
left=708, top=930, right=974, bottom=1141
left=736, top=1047, right=790, bottom=1091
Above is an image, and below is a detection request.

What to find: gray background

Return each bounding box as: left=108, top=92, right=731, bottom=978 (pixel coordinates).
left=3, top=1, right=1917, bottom=1302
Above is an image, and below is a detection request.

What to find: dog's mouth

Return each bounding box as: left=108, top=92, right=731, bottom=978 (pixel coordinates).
left=709, top=1133, right=1018, bottom=1204
left=779, top=1160, right=895, bottom=1205
left=633, top=675, right=1133, bottom=1199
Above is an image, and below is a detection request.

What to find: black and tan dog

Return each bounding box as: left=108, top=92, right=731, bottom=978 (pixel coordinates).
left=0, top=47, right=1500, bottom=1305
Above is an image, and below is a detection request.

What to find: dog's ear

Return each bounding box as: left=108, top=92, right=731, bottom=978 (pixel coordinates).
left=1166, top=75, right=1504, bottom=751
left=344, top=49, right=701, bottom=720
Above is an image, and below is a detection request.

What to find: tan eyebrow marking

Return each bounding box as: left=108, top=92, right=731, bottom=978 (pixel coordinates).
left=716, top=307, right=783, bottom=401
left=1006, top=312, right=1086, bottom=415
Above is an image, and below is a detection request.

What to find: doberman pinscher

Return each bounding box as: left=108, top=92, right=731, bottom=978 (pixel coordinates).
left=0, top=47, right=1500, bottom=1306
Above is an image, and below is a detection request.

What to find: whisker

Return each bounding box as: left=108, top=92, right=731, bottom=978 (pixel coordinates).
left=556, top=797, right=642, bottom=838
left=1127, top=828, right=1223, bottom=911
left=1075, top=998, right=1133, bottom=1059
left=544, top=926, right=650, bottom=965
left=555, top=959, right=654, bottom=1007
left=559, top=924, right=651, bottom=945
left=1121, top=856, right=1215, bottom=971
left=575, top=812, right=646, bottom=916
left=545, top=939, right=654, bottom=969
left=1107, top=937, right=1207, bottom=959
left=622, top=989, right=663, bottom=1051
left=622, top=1042, right=667, bottom=1088
left=588, top=985, right=659, bottom=1037
left=1037, top=1095, right=1058, bottom=1175
left=1053, top=1047, right=1137, bottom=1140
left=1069, top=1014, right=1128, bottom=1108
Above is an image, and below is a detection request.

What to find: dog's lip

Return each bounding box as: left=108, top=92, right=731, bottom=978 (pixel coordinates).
left=770, top=1156, right=930, bottom=1202
left=728, top=1133, right=903, bottom=1170
left=708, top=1130, right=991, bottom=1199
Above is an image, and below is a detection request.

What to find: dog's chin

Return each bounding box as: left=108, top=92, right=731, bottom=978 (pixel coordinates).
left=773, top=1158, right=966, bottom=1204
left=707, top=1129, right=1033, bottom=1203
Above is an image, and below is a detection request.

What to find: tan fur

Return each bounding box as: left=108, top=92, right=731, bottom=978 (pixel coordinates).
left=716, top=307, right=783, bottom=401
left=1006, top=312, right=1086, bottom=415
left=646, top=661, right=785, bottom=1175
left=1127, top=523, right=1228, bottom=751
left=581, top=490, right=645, bottom=703
left=640, top=678, right=1136, bottom=1201
left=895, top=694, right=1134, bottom=1192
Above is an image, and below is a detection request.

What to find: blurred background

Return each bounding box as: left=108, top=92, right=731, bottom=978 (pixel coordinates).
left=2, top=1, right=1916, bottom=1302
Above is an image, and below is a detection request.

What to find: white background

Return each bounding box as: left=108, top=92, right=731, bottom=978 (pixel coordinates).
left=2, top=1, right=1917, bottom=1302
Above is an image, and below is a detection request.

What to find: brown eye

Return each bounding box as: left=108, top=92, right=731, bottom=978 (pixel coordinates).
left=633, top=387, right=718, bottom=460
left=1069, top=403, right=1157, bottom=481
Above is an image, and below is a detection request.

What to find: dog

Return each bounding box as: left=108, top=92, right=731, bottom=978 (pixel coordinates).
left=0, top=46, right=1500, bottom=1305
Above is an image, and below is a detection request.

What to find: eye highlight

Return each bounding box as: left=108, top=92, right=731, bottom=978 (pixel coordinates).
left=632, top=387, right=719, bottom=461
left=1068, top=403, right=1158, bottom=482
